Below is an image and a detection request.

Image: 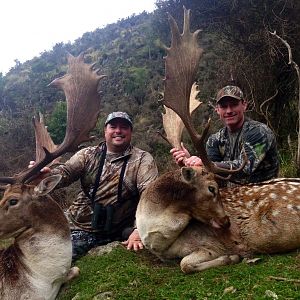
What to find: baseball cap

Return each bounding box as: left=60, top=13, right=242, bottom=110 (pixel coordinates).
left=216, top=85, right=244, bottom=103
left=104, top=111, right=133, bottom=127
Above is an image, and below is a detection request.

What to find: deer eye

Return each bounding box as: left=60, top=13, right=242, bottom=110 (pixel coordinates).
left=9, top=199, right=18, bottom=206
left=208, top=186, right=216, bottom=196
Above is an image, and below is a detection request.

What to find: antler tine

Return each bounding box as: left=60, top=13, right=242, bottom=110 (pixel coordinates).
left=1, top=53, right=106, bottom=184
left=182, top=5, right=190, bottom=33
left=162, top=83, right=201, bottom=148
left=0, top=177, right=15, bottom=184
left=33, top=112, right=59, bottom=164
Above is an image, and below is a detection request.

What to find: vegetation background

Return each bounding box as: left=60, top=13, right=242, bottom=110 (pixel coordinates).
left=1, top=0, right=300, bottom=178
left=1, top=1, right=300, bottom=299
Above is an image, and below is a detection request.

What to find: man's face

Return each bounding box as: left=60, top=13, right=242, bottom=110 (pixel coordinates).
left=104, top=119, right=132, bottom=152
left=215, top=98, right=247, bottom=131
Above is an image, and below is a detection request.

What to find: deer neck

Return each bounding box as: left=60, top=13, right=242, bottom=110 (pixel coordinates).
left=13, top=198, right=72, bottom=284
left=15, top=225, right=72, bottom=280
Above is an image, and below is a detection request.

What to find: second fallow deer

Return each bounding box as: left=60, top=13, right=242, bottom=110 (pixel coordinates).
left=137, top=173, right=300, bottom=273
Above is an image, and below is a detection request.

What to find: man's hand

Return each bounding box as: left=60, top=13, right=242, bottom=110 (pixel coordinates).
left=170, top=142, right=191, bottom=166
left=184, top=156, right=203, bottom=167
left=122, top=229, right=143, bottom=251
left=28, top=161, right=52, bottom=183
left=28, top=161, right=51, bottom=173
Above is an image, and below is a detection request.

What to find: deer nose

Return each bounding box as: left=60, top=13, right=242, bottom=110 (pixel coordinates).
left=220, top=216, right=230, bottom=228
left=211, top=215, right=230, bottom=229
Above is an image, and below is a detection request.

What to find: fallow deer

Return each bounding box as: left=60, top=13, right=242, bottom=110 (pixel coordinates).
left=136, top=7, right=300, bottom=273
left=0, top=53, right=105, bottom=299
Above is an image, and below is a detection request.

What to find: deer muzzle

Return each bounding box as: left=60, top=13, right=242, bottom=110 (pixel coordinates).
left=210, top=215, right=230, bottom=229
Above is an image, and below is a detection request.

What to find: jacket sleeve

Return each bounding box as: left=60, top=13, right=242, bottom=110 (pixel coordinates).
left=50, top=147, right=88, bottom=188
left=238, top=125, right=276, bottom=175
left=206, top=125, right=276, bottom=175
left=136, top=152, right=158, bottom=194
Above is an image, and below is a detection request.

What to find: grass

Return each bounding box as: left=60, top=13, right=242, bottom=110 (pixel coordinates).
left=278, top=151, right=298, bottom=177
left=58, top=245, right=300, bottom=300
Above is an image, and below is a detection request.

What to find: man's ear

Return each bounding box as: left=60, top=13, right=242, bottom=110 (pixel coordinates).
left=242, top=100, right=248, bottom=111
left=215, top=105, right=221, bottom=116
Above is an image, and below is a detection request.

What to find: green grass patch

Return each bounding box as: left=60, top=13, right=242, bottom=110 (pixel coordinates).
left=279, top=151, right=298, bottom=177
left=58, top=246, right=300, bottom=300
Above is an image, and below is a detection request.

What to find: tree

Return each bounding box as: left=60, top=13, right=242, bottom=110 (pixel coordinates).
left=47, top=101, right=67, bottom=144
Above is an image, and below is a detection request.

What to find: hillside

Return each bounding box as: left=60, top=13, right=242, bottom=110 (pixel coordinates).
left=1, top=0, right=300, bottom=176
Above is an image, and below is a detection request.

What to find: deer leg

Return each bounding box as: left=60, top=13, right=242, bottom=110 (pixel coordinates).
left=64, top=266, right=80, bottom=282
left=180, top=249, right=240, bottom=273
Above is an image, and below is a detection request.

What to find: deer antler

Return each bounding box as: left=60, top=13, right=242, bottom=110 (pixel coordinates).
left=33, top=112, right=59, bottom=164
left=0, top=53, right=106, bottom=184
left=163, top=7, right=246, bottom=175
left=162, top=82, right=201, bottom=148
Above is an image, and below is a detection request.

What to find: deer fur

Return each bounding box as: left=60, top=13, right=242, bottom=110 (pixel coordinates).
left=136, top=170, right=300, bottom=273
left=0, top=175, right=79, bottom=300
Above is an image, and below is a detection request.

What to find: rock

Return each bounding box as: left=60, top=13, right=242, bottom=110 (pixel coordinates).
left=88, top=241, right=122, bottom=256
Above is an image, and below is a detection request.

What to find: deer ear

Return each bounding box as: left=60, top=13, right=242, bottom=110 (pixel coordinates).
left=181, top=167, right=196, bottom=183
left=33, top=175, right=62, bottom=196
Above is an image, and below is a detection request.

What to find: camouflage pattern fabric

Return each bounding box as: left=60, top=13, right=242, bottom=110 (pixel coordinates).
left=52, top=142, right=158, bottom=232
left=216, top=85, right=244, bottom=103
left=206, top=119, right=279, bottom=185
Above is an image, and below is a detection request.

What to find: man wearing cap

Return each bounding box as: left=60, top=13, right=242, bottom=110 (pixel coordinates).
left=171, top=85, right=279, bottom=185
left=38, top=111, right=158, bottom=260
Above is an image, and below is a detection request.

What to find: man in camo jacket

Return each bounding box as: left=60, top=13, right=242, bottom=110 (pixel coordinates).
left=46, top=111, right=158, bottom=259
left=171, top=85, right=279, bottom=185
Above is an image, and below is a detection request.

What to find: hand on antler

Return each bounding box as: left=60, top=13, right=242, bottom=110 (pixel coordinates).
left=171, top=143, right=203, bottom=167
left=185, top=156, right=203, bottom=167
left=170, top=142, right=191, bottom=166
left=28, top=161, right=51, bottom=174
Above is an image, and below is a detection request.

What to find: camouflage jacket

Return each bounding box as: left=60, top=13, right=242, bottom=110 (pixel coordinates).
left=52, top=142, right=158, bottom=232
left=206, top=119, right=279, bottom=185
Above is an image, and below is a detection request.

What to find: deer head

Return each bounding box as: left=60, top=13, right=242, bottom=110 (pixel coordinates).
left=0, top=53, right=106, bottom=184
left=162, top=7, right=246, bottom=176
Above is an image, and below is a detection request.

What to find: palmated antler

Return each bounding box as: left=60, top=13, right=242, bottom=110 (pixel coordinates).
left=0, top=53, right=106, bottom=184
left=162, top=82, right=201, bottom=148
left=33, top=112, right=59, bottom=164
left=163, top=7, right=246, bottom=175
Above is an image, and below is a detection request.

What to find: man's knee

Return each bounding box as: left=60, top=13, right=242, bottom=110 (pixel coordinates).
left=71, top=230, right=97, bottom=261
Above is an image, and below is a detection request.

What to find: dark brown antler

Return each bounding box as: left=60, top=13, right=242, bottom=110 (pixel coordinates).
left=163, top=7, right=246, bottom=175
left=0, top=53, right=106, bottom=184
